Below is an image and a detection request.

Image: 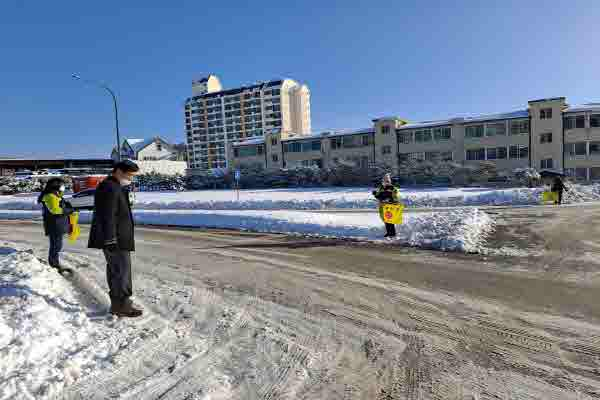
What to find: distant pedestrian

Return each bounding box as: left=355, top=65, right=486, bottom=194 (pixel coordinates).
left=37, top=178, right=74, bottom=270
left=373, top=173, right=400, bottom=237
left=88, top=160, right=142, bottom=317
left=551, top=176, right=567, bottom=205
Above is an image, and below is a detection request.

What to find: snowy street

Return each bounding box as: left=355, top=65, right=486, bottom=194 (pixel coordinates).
left=3, top=203, right=600, bottom=399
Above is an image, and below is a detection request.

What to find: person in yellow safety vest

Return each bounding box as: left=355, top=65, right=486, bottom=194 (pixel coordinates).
left=372, top=173, right=400, bottom=237
left=37, top=178, right=74, bottom=270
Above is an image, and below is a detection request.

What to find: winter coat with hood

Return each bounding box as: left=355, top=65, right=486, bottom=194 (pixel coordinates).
left=373, top=183, right=400, bottom=221
left=88, top=176, right=135, bottom=251
left=37, top=180, right=73, bottom=236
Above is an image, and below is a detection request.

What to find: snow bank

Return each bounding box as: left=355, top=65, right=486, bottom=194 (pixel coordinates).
left=0, top=208, right=494, bottom=252
left=0, top=245, right=129, bottom=399
left=1, top=184, right=599, bottom=211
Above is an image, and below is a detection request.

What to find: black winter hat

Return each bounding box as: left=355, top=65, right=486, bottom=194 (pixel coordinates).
left=113, top=160, right=140, bottom=173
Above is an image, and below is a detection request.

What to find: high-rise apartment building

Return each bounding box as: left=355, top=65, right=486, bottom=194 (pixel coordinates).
left=184, top=75, right=311, bottom=171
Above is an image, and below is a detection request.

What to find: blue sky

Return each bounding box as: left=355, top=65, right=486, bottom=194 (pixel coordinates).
left=1, top=1, right=599, bottom=158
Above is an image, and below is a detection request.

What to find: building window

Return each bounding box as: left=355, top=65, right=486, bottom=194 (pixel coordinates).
left=414, top=129, right=432, bottom=142
left=591, top=114, right=600, bottom=128
left=465, top=125, right=484, bottom=138
left=540, top=108, right=553, bottom=119
left=564, top=116, right=575, bottom=130
left=382, top=145, right=392, bottom=155
left=441, top=151, right=453, bottom=161
left=590, top=167, right=600, bottom=181
left=566, top=168, right=588, bottom=181
left=564, top=142, right=587, bottom=157
left=399, top=152, right=425, bottom=162
left=296, top=140, right=320, bottom=152
left=330, top=137, right=342, bottom=150
left=466, top=148, right=485, bottom=161
left=540, top=132, right=553, bottom=144
left=433, top=127, right=451, bottom=141
left=283, top=142, right=302, bottom=153
left=381, top=126, right=391, bottom=135
left=312, top=159, right=323, bottom=168
left=485, top=122, right=506, bottom=137
left=342, top=135, right=358, bottom=148
left=361, top=135, right=373, bottom=146
left=360, top=156, right=369, bottom=169
left=425, top=151, right=440, bottom=161
left=509, top=145, right=529, bottom=159
left=398, top=131, right=413, bottom=144
left=576, top=115, right=586, bottom=129
left=486, top=148, right=497, bottom=160
left=271, top=137, right=278, bottom=146
left=589, top=142, right=600, bottom=155
left=540, top=158, right=553, bottom=169
left=301, top=160, right=310, bottom=167
left=272, top=154, right=278, bottom=162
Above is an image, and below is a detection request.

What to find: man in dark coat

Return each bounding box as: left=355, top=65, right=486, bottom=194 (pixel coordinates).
left=89, top=160, right=142, bottom=317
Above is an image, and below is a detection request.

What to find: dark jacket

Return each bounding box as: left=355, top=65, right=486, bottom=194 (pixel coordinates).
left=40, top=193, right=73, bottom=237
left=373, top=184, right=399, bottom=204
left=88, top=176, right=135, bottom=251
left=551, top=178, right=566, bottom=192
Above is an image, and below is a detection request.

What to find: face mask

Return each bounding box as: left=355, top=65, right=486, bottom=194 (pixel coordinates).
left=59, top=185, right=66, bottom=192
left=119, top=179, right=132, bottom=186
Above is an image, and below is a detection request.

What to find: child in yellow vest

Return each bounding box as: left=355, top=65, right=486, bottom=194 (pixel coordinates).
left=37, top=178, right=74, bottom=269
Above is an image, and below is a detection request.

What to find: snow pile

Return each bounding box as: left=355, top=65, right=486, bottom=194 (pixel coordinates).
left=0, top=246, right=125, bottom=399
left=1, top=184, right=600, bottom=211
left=0, top=208, right=492, bottom=252
left=135, top=160, right=187, bottom=176
left=133, top=208, right=493, bottom=252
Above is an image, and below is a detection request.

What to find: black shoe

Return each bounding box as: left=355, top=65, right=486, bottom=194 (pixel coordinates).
left=110, top=299, right=143, bottom=318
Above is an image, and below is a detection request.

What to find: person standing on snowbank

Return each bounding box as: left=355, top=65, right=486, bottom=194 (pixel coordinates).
left=38, top=178, right=74, bottom=270
left=551, top=176, right=567, bottom=205
left=373, top=173, right=400, bottom=237
left=88, top=160, right=142, bottom=318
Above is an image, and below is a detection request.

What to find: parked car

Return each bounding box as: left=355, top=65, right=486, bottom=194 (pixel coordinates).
left=67, top=188, right=137, bottom=210
left=67, top=189, right=96, bottom=210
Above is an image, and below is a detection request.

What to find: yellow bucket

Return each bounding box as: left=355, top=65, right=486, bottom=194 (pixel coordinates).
left=382, top=203, right=404, bottom=225
left=68, top=212, right=81, bottom=242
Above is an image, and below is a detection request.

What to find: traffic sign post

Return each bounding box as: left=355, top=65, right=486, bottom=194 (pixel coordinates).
left=234, top=170, right=241, bottom=202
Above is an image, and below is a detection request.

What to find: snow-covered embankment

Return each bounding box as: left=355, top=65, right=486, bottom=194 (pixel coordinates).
left=0, top=208, right=493, bottom=252
left=0, top=245, right=128, bottom=399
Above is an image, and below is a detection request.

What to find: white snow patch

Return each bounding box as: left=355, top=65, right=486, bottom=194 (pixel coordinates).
left=0, top=245, right=134, bottom=399
left=0, top=208, right=494, bottom=253
left=1, top=184, right=599, bottom=211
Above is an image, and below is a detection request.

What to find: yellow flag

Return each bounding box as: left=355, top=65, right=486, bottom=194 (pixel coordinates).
left=541, top=191, right=558, bottom=204
left=68, top=212, right=81, bottom=242
left=382, top=204, right=404, bottom=225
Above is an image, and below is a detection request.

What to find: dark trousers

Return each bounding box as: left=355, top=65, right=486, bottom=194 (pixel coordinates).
left=102, top=249, right=133, bottom=304
left=385, top=223, right=396, bottom=237
left=48, top=233, right=64, bottom=267
left=557, top=190, right=563, bottom=205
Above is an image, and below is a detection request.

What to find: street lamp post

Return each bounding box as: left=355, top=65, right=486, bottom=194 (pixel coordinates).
left=72, top=74, right=122, bottom=161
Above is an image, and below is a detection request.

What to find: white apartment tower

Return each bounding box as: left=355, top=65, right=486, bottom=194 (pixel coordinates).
left=185, top=74, right=311, bottom=171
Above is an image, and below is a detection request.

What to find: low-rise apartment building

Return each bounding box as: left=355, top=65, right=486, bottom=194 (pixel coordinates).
left=229, top=97, right=600, bottom=181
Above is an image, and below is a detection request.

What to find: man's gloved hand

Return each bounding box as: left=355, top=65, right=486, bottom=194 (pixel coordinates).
left=104, top=243, right=118, bottom=252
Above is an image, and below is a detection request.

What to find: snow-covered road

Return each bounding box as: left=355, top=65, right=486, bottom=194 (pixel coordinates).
left=3, top=210, right=600, bottom=399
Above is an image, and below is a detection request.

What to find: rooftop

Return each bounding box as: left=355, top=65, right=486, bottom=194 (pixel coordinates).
left=395, top=109, right=529, bottom=130
left=186, top=79, right=285, bottom=101
left=563, top=103, right=600, bottom=114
